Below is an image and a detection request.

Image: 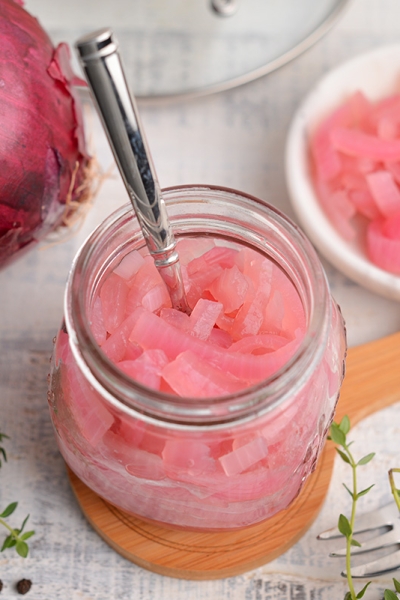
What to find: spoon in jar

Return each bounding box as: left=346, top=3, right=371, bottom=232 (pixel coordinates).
left=75, top=28, right=191, bottom=314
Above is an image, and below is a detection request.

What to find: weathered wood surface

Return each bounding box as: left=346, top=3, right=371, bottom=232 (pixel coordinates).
left=1, top=0, right=400, bottom=597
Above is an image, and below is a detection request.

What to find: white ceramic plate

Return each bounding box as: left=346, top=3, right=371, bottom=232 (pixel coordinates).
left=285, top=44, right=400, bottom=301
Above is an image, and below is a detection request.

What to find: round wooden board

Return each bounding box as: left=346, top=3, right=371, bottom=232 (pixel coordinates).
left=68, top=444, right=334, bottom=580
left=67, top=331, right=400, bottom=579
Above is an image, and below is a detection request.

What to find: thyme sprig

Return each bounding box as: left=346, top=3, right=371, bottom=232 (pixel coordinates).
left=329, top=416, right=400, bottom=599
left=0, top=431, right=34, bottom=557
left=329, top=415, right=375, bottom=599
left=0, top=503, right=34, bottom=558
left=388, top=468, right=400, bottom=513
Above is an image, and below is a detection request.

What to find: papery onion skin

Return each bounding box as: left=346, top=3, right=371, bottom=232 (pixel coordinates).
left=0, top=0, right=91, bottom=268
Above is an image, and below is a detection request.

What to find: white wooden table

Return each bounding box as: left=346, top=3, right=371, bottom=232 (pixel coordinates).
left=1, top=0, right=400, bottom=597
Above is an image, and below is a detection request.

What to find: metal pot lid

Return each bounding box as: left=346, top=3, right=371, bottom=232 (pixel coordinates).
left=25, top=0, right=350, bottom=100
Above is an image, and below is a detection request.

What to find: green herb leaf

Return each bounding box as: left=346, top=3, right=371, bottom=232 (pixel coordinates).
left=1, top=535, right=16, bottom=551
left=339, top=415, right=351, bottom=435
left=16, top=540, right=29, bottom=558
left=351, top=538, right=362, bottom=547
left=356, top=484, right=375, bottom=498
left=357, top=453, right=375, bottom=466
left=20, top=530, right=35, bottom=541
left=19, top=514, right=29, bottom=533
left=338, top=514, right=352, bottom=538
left=393, top=578, right=400, bottom=593
left=356, top=582, right=371, bottom=598
left=344, top=592, right=352, bottom=600
left=330, top=423, right=346, bottom=446
left=336, top=448, right=351, bottom=464
left=342, top=483, right=354, bottom=498
left=384, top=590, right=398, bottom=600
left=0, top=502, right=18, bottom=518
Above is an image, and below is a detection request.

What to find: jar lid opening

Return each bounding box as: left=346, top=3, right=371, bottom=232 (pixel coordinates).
left=66, top=186, right=331, bottom=428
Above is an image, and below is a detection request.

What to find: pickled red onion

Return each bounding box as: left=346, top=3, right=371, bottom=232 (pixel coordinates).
left=311, top=90, right=400, bottom=274
left=90, top=239, right=307, bottom=397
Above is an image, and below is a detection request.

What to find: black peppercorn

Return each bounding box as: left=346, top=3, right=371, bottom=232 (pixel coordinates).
left=0, top=579, right=3, bottom=592
left=16, top=579, right=32, bottom=595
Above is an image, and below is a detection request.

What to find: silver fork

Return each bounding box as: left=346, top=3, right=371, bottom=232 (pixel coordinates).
left=317, top=501, right=400, bottom=578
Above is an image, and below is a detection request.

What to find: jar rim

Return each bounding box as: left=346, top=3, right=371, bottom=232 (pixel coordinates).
left=65, top=185, right=331, bottom=429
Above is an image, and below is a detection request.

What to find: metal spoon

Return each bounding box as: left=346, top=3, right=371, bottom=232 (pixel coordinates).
left=75, top=28, right=190, bottom=314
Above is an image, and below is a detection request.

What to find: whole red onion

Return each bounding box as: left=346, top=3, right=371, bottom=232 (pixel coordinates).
left=0, top=0, right=92, bottom=268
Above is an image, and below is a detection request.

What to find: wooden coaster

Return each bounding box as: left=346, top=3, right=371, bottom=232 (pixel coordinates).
left=68, top=331, right=400, bottom=580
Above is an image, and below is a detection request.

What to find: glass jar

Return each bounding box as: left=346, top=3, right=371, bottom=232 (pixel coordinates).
left=48, top=185, right=346, bottom=531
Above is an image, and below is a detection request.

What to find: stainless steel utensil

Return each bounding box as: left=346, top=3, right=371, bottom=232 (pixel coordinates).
left=75, top=28, right=190, bottom=314
left=318, top=501, right=400, bottom=577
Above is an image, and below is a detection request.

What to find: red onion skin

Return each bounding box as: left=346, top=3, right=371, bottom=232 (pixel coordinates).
left=0, top=0, right=90, bottom=268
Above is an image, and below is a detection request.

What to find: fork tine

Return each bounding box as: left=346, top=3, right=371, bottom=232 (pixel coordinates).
left=343, top=549, right=400, bottom=578
left=317, top=502, right=398, bottom=540
left=330, top=523, right=400, bottom=556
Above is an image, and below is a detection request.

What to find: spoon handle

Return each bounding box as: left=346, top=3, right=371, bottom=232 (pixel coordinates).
left=76, top=28, right=190, bottom=313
